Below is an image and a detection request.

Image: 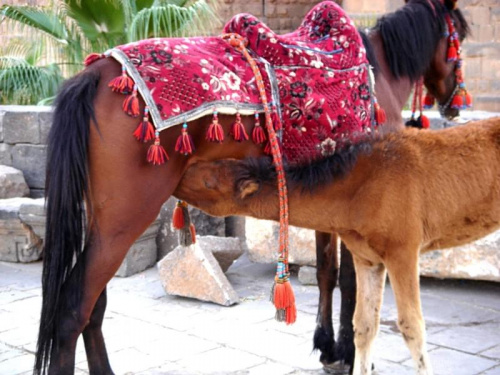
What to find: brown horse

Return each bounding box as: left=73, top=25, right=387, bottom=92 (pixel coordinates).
left=173, top=117, right=500, bottom=375
left=34, top=0, right=468, bottom=374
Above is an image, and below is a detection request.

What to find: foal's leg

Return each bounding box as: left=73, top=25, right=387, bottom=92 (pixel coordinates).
left=313, top=232, right=340, bottom=367
left=386, top=252, right=433, bottom=375
left=351, top=257, right=386, bottom=375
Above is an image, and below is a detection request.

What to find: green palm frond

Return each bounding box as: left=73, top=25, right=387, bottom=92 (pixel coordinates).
left=128, top=0, right=220, bottom=41
left=0, top=5, right=68, bottom=44
left=0, top=62, right=63, bottom=105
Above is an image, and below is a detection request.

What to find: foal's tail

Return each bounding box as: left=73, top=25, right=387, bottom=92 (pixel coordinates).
left=34, top=69, right=100, bottom=374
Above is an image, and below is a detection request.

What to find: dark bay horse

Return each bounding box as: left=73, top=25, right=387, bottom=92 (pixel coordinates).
left=173, top=117, right=500, bottom=375
left=35, top=0, right=468, bottom=373
left=311, top=0, right=469, bottom=372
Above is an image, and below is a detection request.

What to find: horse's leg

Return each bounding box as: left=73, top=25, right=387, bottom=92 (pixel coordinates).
left=82, top=288, right=112, bottom=374
left=335, top=242, right=357, bottom=369
left=351, top=257, right=386, bottom=375
left=385, top=252, right=433, bottom=375
left=313, top=232, right=339, bottom=368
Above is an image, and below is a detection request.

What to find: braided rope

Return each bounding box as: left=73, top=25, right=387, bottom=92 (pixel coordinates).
left=221, top=33, right=291, bottom=276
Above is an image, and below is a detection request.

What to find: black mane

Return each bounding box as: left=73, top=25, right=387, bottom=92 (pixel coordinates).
left=235, top=140, right=373, bottom=193
left=367, top=0, right=469, bottom=81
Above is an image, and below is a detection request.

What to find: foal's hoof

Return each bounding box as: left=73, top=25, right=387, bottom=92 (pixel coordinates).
left=323, top=361, right=351, bottom=374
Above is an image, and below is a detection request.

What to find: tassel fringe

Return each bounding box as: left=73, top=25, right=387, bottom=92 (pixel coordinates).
left=84, top=53, right=104, bottom=66
left=147, top=132, right=169, bottom=165
left=109, top=66, right=135, bottom=94
left=252, top=113, right=266, bottom=144
left=172, top=201, right=187, bottom=230
left=374, top=102, right=386, bottom=125
left=206, top=110, right=224, bottom=142
left=133, top=106, right=155, bottom=142
left=175, top=123, right=195, bottom=155
left=123, top=86, right=140, bottom=117
left=230, top=113, right=249, bottom=142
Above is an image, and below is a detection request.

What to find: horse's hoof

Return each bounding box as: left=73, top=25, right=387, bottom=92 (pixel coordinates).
left=322, top=361, right=351, bottom=374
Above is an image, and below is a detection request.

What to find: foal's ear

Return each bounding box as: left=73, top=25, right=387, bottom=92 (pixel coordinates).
left=237, top=179, right=260, bottom=199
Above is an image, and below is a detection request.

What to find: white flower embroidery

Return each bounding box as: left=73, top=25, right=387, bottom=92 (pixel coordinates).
left=202, top=82, right=209, bottom=90
left=221, top=72, right=241, bottom=91
left=310, top=59, right=324, bottom=69
left=320, top=138, right=336, bottom=156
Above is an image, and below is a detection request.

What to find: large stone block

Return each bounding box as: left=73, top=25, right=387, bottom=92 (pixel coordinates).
left=245, top=218, right=316, bottom=266
left=0, top=197, right=43, bottom=262
left=156, top=198, right=178, bottom=260
left=0, top=144, right=12, bottom=166
left=2, top=110, right=40, bottom=145
left=11, top=144, right=47, bottom=189
left=420, top=231, right=500, bottom=282
left=157, top=243, right=239, bottom=306
left=196, top=235, right=244, bottom=272
left=116, top=217, right=161, bottom=277
left=19, top=198, right=46, bottom=240
left=38, top=111, right=53, bottom=144
left=0, top=165, right=29, bottom=198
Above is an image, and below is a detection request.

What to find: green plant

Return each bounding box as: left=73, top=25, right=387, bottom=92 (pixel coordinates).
left=0, top=0, right=219, bottom=104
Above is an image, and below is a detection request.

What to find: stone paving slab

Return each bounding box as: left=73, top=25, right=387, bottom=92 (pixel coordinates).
left=0, top=256, right=499, bottom=375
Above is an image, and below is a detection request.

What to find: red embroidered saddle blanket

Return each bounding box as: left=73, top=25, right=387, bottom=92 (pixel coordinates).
left=90, top=1, right=377, bottom=165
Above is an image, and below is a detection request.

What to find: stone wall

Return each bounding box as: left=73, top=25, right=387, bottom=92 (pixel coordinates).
left=0, top=106, right=51, bottom=198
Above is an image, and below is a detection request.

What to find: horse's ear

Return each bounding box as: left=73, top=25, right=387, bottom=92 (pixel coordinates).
left=237, top=179, right=260, bottom=199
left=443, top=0, right=458, bottom=10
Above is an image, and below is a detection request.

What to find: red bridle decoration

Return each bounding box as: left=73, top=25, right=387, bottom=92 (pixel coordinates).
left=406, top=78, right=430, bottom=129
left=422, top=6, right=472, bottom=115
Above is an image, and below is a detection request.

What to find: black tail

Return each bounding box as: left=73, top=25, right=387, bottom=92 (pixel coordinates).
left=34, top=69, right=100, bottom=374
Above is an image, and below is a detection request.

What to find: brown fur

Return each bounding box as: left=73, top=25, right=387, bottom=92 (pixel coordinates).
left=174, top=117, right=500, bottom=374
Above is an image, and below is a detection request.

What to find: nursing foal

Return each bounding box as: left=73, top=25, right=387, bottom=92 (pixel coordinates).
left=174, top=117, right=500, bottom=375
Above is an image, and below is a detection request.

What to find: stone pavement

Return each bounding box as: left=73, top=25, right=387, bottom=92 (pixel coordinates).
left=0, top=254, right=499, bottom=375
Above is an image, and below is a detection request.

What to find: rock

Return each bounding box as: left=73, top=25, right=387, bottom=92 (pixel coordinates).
left=11, top=144, right=47, bottom=189
left=19, top=198, right=46, bottom=240
left=0, top=197, right=43, bottom=262
left=245, top=218, right=316, bottom=266
left=156, top=198, right=178, bottom=260
left=420, top=231, right=500, bottom=282
left=0, top=144, right=12, bottom=166
left=0, top=165, right=30, bottom=198
left=2, top=110, right=41, bottom=144
left=189, top=205, right=225, bottom=236
left=196, top=235, right=244, bottom=272
left=116, top=216, right=161, bottom=277
left=157, top=243, right=239, bottom=306
left=298, top=266, right=317, bottom=285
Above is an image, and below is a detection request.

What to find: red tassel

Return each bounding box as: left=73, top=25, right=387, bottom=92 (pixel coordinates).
left=252, top=113, right=267, bottom=144
left=419, top=114, right=430, bottom=129
left=172, top=201, right=186, bottom=230
left=109, top=66, right=134, bottom=94
left=423, top=93, right=435, bottom=109
left=206, top=110, right=224, bottom=143
left=271, top=104, right=282, bottom=131
left=272, top=278, right=296, bottom=325
left=230, top=113, right=249, bottom=142
left=123, top=88, right=140, bottom=117
left=264, top=141, right=272, bottom=155
left=175, top=123, right=195, bottom=155
left=147, top=133, right=169, bottom=165
left=189, top=223, right=197, bottom=244
left=464, top=91, right=472, bottom=108
left=447, top=44, right=458, bottom=62
left=374, top=102, right=386, bottom=125
left=133, top=107, right=155, bottom=142
left=451, top=94, right=463, bottom=109
left=84, top=53, right=103, bottom=66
